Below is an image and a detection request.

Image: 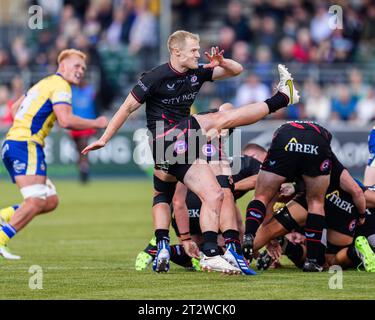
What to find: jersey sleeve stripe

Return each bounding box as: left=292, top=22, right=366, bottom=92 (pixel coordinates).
left=52, top=101, right=71, bottom=106
left=130, top=90, right=142, bottom=103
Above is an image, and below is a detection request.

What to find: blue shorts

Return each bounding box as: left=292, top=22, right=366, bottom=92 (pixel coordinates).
left=368, top=129, right=375, bottom=167
left=2, top=140, right=47, bottom=183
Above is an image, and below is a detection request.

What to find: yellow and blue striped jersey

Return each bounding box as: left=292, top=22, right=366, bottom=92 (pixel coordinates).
left=6, top=73, right=72, bottom=146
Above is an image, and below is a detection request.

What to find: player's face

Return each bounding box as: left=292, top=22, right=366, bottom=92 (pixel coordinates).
left=179, top=38, right=200, bottom=69
left=61, top=55, right=86, bottom=85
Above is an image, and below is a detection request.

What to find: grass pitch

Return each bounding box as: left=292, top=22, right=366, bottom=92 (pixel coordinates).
left=0, top=179, right=374, bottom=300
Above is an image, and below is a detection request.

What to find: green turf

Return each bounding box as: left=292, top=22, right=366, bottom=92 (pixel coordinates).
left=0, top=179, right=374, bottom=300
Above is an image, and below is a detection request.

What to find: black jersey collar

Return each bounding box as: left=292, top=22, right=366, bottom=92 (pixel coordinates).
left=168, top=62, right=187, bottom=76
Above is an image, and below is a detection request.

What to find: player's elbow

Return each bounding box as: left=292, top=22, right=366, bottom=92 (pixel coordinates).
left=234, top=63, right=244, bottom=75
left=57, top=114, right=73, bottom=129
left=58, top=119, right=70, bottom=129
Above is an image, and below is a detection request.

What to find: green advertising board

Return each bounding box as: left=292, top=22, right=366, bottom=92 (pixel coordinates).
left=0, top=128, right=154, bottom=179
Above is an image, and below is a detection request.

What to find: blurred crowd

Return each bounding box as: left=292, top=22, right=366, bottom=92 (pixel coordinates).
left=1, top=0, right=375, bottom=126
left=202, top=0, right=375, bottom=124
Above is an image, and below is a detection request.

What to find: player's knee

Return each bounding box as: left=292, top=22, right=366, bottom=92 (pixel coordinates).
left=43, top=179, right=59, bottom=212
left=25, top=197, right=46, bottom=215
left=152, top=175, right=177, bottom=206
left=306, top=198, right=325, bottom=213
left=43, top=195, right=59, bottom=213
left=20, top=184, right=46, bottom=209
left=202, top=188, right=224, bottom=210
left=172, top=197, right=185, bottom=212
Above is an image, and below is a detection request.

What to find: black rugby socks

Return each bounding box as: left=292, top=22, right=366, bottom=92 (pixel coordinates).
left=155, top=229, right=170, bottom=249
left=281, top=237, right=305, bottom=268
left=245, top=200, right=266, bottom=237
left=223, top=229, right=242, bottom=254
left=170, top=244, right=193, bottom=268
left=304, top=213, right=326, bottom=266
left=202, top=231, right=220, bottom=256
left=265, top=91, right=290, bottom=113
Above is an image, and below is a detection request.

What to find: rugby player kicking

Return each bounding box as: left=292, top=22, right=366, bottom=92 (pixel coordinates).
left=83, top=36, right=299, bottom=274
left=83, top=30, right=245, bottom=273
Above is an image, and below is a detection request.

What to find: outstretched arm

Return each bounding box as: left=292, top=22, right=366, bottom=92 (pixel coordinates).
left=82, top=93, right=141, bottom=154
left=54, top=104, right=108, bottom=130
left=204, top=46, right=243, bottom=80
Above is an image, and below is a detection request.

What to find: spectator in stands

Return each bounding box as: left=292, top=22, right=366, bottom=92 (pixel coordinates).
left=231, top=41, right=250, bottom=66
left=258, top=16, right=279, bottom=51
left=129, top=0, right=158, bottom=70
left=331, top=84, right=358, bottom=122
left=293, top=28, right=311, bottom=63
left=278, top=37, right=295, bottom=62
left=69, top=79, right=98, bottom=184
left=331, top=29, right=353, bottom=63
left=356, top=89, right=375, bottom=125
left=310, top=4, right=332, bottom=43
left=225, top=0, right=251, bottom=42
left=0, top=85, right=12, bottom=127
left=0, top=49, right=10, bottom=68
left=83, top=4, right=102, bottom=46
left=349, top=68, right=370, bottom=100
left=303, top=79, right=331, bottom=122
left=234, top=74, right=270, bottom=107
left=217, top=26, right=236, bottom=59
left=252, top=46, right=273, bottom=85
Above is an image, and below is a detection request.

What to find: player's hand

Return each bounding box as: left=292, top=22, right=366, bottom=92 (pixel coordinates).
left=203, top=46, right=224, bottom=69
left=358, top=216, right=366, bottom=226
left=266, top=239, right=282, bottom=261
left=81, top=139, right=106, bottom=155
left=182, top=239, right=200, bottom=259
left=95, top=116, right=108, bottom=129
left=279, top=183, right=296, bottom=197
left=285, top=231, right=305, bottom=244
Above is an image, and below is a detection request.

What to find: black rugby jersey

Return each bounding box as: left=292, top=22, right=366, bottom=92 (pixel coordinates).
left=276, top=121, right=333, bottom=143
left=231, top=155, right=262, bottom=200
left=131, top=62, right=213, bottom=134
left=231, top=155, right=262, bottom=184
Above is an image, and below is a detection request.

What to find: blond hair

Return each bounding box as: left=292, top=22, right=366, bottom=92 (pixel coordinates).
left=57, top=49, right=86, bottom=64
left=167, top=30, right=199, bottom=53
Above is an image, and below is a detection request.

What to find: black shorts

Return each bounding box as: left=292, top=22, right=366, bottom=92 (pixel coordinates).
left=151, top=116, right=210, bottom=182
left=294, top=194, right=358, bottom=237
left=326, top=241, right=350, bottom=255
left=261, top=123, right=332, bottom=181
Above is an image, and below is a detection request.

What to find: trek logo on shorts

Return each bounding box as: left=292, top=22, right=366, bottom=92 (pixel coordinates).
left=188, top=209, right=200, bottom=218
left=325, top=190, right=354, bottom=214
left=284, top=138, right=319, bottom=155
